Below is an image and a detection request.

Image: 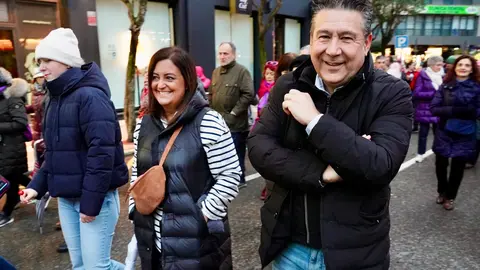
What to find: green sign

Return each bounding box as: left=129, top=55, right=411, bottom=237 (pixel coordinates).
left=420, top=5, right=479, bottom=15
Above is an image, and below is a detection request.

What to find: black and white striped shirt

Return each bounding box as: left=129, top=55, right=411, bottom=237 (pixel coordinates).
left=129, top=110, right=241, bottom=252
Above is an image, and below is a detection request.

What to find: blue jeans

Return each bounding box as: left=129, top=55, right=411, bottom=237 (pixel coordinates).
left=0, top=256, right=16, bottom=270
left=418, top=123, right=437, bottom=155
left=272, top=243, right=326, bottom=270
left=58, top=190, right=124, bottom=270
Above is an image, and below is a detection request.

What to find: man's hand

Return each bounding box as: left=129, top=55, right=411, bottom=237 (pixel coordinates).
left=80, top=213, right=96, bottom=223
left=282, top=89, right=321, bottom=125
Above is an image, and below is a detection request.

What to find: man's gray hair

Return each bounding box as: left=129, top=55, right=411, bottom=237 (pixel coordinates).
left=311, top=0, right=373, bottom=36
left=427, top=56, right=444, bottom=67
left=219, top=41, right=237, bottom=54
left=300, top=45, right=310, bottom=55
left=375, top=55, right=386, bottom=61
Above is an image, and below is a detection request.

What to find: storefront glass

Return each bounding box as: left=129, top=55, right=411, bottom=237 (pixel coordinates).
left=0, top=29, right=17, bottom=78
left=96, top=0, right=174, bottom=108
left=396, top=14, right=478, bottom=36
left=16, top=2, right=57, bottom=81
left=284, top=18, right=301, bottom=54
left=214, top=10, right=254, bottom=76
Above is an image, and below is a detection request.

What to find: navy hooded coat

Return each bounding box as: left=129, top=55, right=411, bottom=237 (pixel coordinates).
left=28, top=62, right=128, bottom=216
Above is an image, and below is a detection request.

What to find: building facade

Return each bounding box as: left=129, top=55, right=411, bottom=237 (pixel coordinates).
left=387, top=0, right=480, bottom=58
left=62, top=0, right=311, bottom=109
left=0, top=0, right=67, bottom=79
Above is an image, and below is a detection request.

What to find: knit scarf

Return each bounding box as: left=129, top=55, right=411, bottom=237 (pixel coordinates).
left=425, top=67, right=444, bottom=90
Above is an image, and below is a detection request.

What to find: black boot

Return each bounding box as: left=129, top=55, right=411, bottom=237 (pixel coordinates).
left=56, top=242, right=68, bottom=253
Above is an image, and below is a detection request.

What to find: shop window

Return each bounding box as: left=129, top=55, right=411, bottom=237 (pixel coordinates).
left=442, top=16, right=452, bottom=36
left=414, top=16, right=424, bottom=36
left=424, top=15, right=434, bottom=36
left=274, top=17, right=285, bottom=60
left=0, top=30, right=17, bottom=78
left=433, top=16, right=442, bottom=36
left=445, top=0, right=472, bottom=4
left=284, top=18, right=301, bottom=55
left=214, top=10, right=254, bottom=77
left=16, top=2, right=57, bottom=80
left=96, top=0, right=174, bottom=108
left=0, top=1, right=8, bottom=22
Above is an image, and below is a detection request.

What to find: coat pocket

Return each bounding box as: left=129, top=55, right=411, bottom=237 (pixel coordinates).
left=359, top=191, right=390, bottom=223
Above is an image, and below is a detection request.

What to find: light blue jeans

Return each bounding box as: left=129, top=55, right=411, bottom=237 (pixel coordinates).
left=58, top=190, right=125, bottom=270
left=272, top=243, right=326, bottom=270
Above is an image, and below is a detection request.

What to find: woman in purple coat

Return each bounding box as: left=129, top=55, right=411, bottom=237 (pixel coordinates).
left=413, top=56, right=444, bottom=162
left=430, top=55, right=480, bottom=210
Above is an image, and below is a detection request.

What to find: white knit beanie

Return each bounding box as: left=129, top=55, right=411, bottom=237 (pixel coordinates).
left=35, top=28, right=85, bottom=68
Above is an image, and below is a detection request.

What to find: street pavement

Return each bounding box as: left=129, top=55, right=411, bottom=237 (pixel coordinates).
left=1, top=132, right=480, bottom=269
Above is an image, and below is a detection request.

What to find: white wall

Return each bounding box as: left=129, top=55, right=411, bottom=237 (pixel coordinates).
left=96, top=0, right=173, bottom=108
left=214, top=10, right=254, bottom=76
left=284, top=18, right=301, bottom=54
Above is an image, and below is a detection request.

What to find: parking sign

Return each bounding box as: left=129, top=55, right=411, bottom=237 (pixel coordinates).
left=395, top=35, right=409, bottom=49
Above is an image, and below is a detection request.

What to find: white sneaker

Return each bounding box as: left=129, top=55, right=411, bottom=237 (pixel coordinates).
left=415, top=154, right=424, bottom=163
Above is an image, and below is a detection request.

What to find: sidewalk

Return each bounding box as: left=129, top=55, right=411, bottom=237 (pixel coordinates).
left=26, top=120, right=134, bottom=171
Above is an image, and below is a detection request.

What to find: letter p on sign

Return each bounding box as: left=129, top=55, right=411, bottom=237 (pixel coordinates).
left=395, top=35, right=409, bottom=49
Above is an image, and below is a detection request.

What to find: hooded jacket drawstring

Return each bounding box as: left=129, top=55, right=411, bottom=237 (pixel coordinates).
left=55, top=95, right=62, bottom=142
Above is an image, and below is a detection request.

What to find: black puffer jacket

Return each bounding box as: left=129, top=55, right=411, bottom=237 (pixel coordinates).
left=0, top=78, right=29, bottom=176
left=248, top=55, right=413, bottom=269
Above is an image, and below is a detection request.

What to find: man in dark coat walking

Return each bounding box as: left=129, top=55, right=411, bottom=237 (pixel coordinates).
left=247, top=0, right=414, bottom=269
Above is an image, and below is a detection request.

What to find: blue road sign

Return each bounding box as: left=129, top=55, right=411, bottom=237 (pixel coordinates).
left=395, top=35, right=409, bottom=48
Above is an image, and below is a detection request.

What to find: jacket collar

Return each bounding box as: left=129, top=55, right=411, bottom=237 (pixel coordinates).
left=444, top=78, right=478, bottom=88
left=220, top=61, right=237, bottom=74
left=151, top=90, right=209, bottom=136
left=46, top=67, right=82, bottom=97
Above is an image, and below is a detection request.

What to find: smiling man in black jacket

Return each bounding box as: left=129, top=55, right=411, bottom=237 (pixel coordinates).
left=247, top=0, right=414, bottom=269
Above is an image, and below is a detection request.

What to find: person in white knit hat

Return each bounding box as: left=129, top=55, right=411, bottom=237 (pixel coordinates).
left=20, top=28, right=128, bottom=269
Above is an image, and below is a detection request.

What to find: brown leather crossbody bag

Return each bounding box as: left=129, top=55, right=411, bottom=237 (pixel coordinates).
left=127, top=126, right=183, bottom=215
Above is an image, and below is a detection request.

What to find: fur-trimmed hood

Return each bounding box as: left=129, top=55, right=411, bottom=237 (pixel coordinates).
left=3, top=78, right=29, bottom=99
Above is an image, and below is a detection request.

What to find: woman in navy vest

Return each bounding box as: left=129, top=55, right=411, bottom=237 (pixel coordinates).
left=430, top=55, right=480, bottom=210
left=129, top=47, right=241, bottom=269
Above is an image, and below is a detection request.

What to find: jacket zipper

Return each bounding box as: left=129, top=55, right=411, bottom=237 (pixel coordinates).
left=304, top=194, right=310, bottom=244
left=305, top=94, right=332, bottom=245
left=321, top=91, right=334, bottom=267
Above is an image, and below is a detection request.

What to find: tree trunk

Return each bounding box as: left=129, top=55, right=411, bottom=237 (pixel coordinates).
left=381, top=35, right=391, bottom=54
left=124, top=27, right=140, bottom=142
left=259, top=35, right=267, bottom=73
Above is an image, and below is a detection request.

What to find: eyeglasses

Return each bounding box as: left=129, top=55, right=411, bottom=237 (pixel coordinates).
left=266, top=61, right=278, bottom=66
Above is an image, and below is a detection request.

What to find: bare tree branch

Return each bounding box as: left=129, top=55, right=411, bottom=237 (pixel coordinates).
left=372, top=0, right=425, bottom=51
left=252, top=0, right=258, bottom=9
left=265, top=0, right=282, bottom=33
left=135, top=0, right=148, bottom=29
left=120, top=0, right=135, bottom=23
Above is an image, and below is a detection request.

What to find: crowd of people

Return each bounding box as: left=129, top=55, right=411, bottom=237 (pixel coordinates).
left=0, top=0, right=479, bottom=269
left=374, top=53, right=480, bottom=210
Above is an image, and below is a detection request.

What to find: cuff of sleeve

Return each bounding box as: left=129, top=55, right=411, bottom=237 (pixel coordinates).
left=201, top=201, right=223, bottom=221
left=80, top=190, right=106, bottom=217
left=27, top=172, right=48, bottom=199
left=305, top=114, right=323, bottom=136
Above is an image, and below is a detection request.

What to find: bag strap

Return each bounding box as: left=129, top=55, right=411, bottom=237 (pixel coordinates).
left=159, top=126, right=183, bottom=166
